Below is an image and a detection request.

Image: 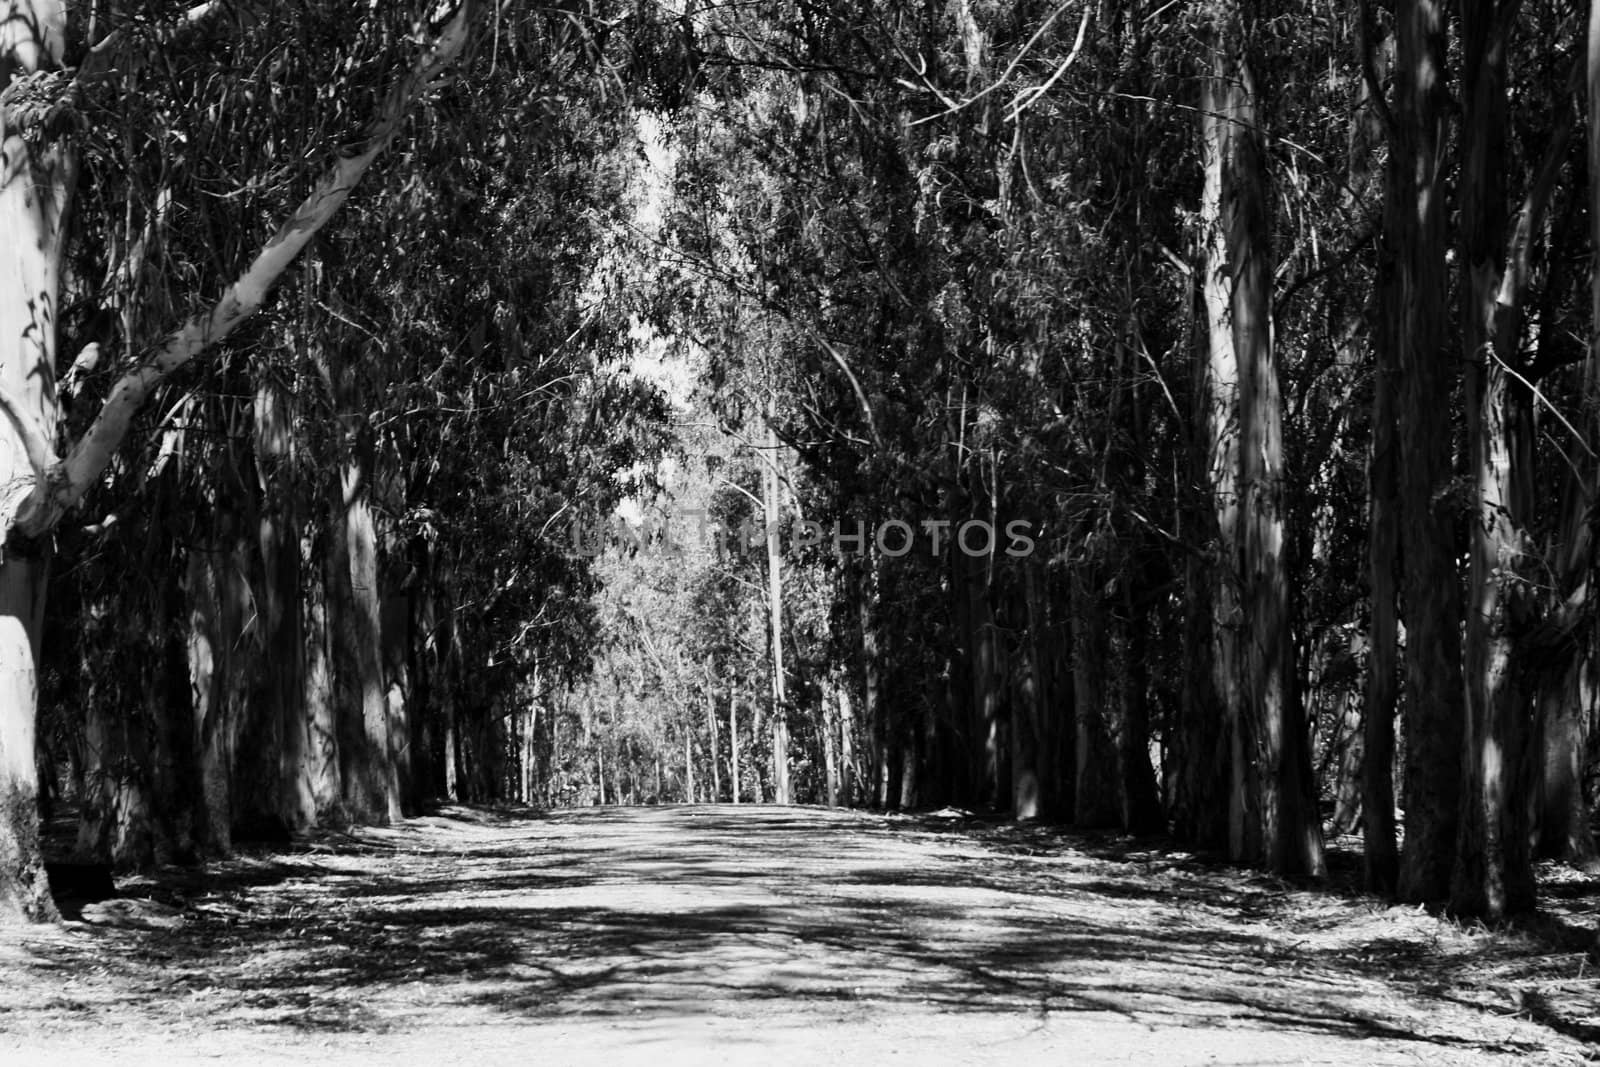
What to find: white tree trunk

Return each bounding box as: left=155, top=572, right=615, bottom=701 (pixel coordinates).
left=0, top=0, right=68, bottom=923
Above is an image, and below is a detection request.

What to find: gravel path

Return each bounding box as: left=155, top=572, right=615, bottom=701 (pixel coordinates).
left=1, top=804, right=1595, bottom=1064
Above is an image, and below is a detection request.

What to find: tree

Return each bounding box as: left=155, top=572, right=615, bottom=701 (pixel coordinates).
left=0, top=0, right=476, bottom=921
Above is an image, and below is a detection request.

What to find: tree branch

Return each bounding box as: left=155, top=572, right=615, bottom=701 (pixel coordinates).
left=18, top=0, right=479, bottom=536
left=1273, top=223, right=1377, bottom=316
left=1493, top=52, right=1582, bottom=359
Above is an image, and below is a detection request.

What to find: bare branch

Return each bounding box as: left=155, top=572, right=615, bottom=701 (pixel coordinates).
left=810, top=331, right=882, bottom=449
left=907, top=0, right=1080, bottom=128
left=1005, top=6, right=1091, bottom=123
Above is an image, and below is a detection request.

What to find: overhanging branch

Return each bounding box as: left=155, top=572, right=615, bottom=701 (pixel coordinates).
left=19, top=0, right=479, bottom=536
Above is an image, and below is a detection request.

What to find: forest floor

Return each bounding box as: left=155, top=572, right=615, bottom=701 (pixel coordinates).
left=1, top=805, right=1598, bottom=1065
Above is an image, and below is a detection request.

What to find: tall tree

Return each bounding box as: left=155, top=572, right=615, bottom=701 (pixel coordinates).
left=0, top=0, right=475, bottom=921
left=1199, top=3, right=1324, bottom=876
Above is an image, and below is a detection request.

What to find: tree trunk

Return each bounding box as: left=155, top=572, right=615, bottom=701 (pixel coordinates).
left=968, top=546, right=1003, bottom=811
left=1012, top=555, right=1047, bottom=821
left=858, top=570, right=887, bottom=809
left=1072, top=568, right=1120, bottom=828
left=340, top=457, right=400, bottom=823
left=1533, top=659, right=1598, bottom=867
left=1119, top=604, right=1164, bottom=835
left=705, top=689, right=721, bottom=802
left=1356, top=1, right=1403, bottom=894
left=0, top=557, right=54, bottom=920
left=1200, top=7, right=1323, bottom=876
left=1389, top=0, right=1464, bottom=905
left=838, top=678, right=856, bottom=808
left=0, top=0, right=68, bottom=921
left=1528, top=0, right=1600, bottom=878
left=1365, top=224, right=1402, bottom=891
left=1199, top=40, right=1248, bottom=858
left=250, top=378, right=308, bottom=832
left=729, top=681, right=740, bottom=804
left=382, top=590, right=416, bottom=812
left=821, top=676, right=839, bottom=807
left=763, top=411, right=791, bottom=804
left=186, top=537, right=257, bottom=857
left=1178, top=460, right=1229, bottom=846
left=77, top=541, right=212, bottom=868
left=1452, top=0, right=1537, bottom=919
left=301, top=514, right=342, bottom=824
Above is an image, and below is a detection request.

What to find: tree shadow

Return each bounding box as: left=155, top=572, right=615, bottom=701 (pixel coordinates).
left=8, top=804, right=1592, bottom=1060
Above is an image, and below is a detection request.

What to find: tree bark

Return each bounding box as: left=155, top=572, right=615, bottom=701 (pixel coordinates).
left=821, top=675, right=839, bottom=807
left=185, top=536, right=257, bottom=857
left=1452, top=0, right=1538, bottom=919
left=339, top=455, right=400, bottom=823
left=838, top=678, right=856, bottom=807
left=301, top=517, right=343, bottom=823
left=1199, top=37, right=1248, bottom=858
left=1012, top=554, right=1048, bottom=821
left=1365, top=207, right=1402, bottom=891
left=704, top=688, right=721, bottom=802
left=1534, top=660, right=1598, bottom=868
left=1355, top=0, right=1402, bottom=894
left=1200, top=7, right=1323, bottom=876
left=1072, top=567, right=1120, bottom=828
left=251, top=377, right=308, bottom=832
left=1119, top=603, right=1165, bottom=835
left=1389, top=0, right=1464, bottom=905
left=0, top=0, right=68, bottom=922
left=728, top=680, right=740, bottom=804
left=762, top=410, right=791, bottom=804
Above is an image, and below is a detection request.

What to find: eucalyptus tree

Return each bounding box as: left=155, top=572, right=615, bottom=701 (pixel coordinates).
left=1, top=0, right=490, bottom=921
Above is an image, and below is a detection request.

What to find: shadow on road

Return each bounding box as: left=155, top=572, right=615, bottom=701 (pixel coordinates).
left=6, top=805, right=1594, bottom=1060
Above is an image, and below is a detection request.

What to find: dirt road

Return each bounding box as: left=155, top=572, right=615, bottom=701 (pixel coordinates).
left=1, top=805, right=1595, bottom=1064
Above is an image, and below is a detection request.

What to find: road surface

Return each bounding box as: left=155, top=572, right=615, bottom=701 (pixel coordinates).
left=1, top=804, right=1593, bottom=1064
